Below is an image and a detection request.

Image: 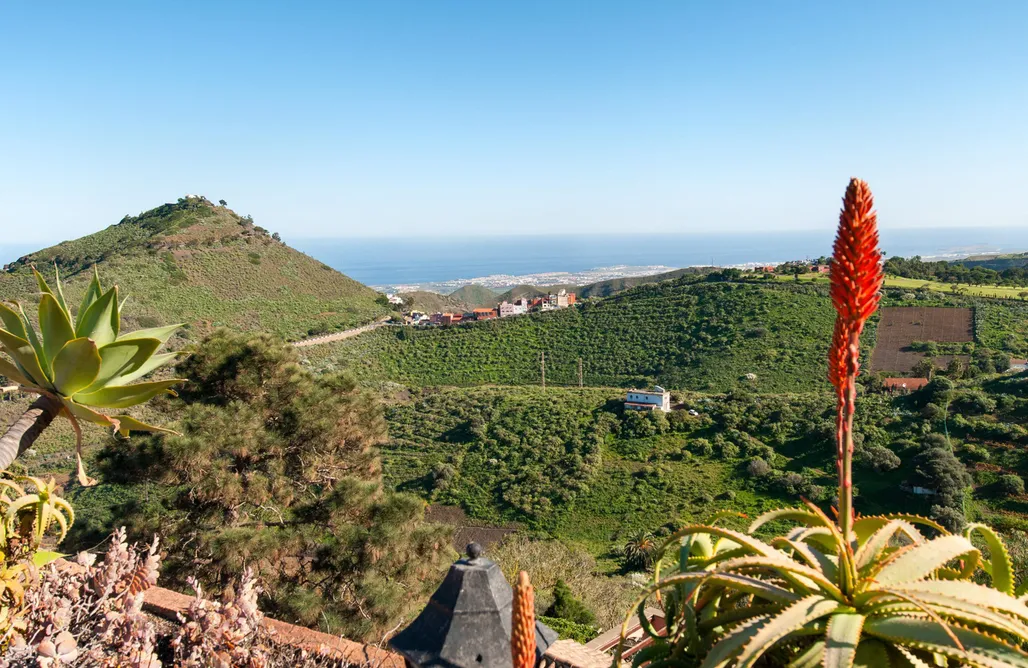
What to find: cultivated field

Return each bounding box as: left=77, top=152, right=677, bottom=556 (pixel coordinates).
left=871, top=306, right=973, bottom=373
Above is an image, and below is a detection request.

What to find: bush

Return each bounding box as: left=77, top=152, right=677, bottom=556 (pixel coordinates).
left=747, top=457, right=772, bottom=478
left=545, top=579, right=597, bottom=626
left=860, top=445, right=901, bottom=473
left=537, top=616, right=598, bottom=644
left=690, top=438, right=714, bottom=457
left=998, top=474, right=1026, bottom=497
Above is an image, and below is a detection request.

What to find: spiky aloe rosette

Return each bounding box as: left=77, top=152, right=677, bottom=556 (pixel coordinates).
left=0, top=266, right=183, bottom=484
left=615, top=179, right=1028, bottom=667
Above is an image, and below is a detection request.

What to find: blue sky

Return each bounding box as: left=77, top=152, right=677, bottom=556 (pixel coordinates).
left=2, top=1, right=1026, bottom=244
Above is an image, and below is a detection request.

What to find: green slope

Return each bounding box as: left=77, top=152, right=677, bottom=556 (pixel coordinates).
left=303, top=279, right=851, bottom=392
left=0, top=196, right=388, bottom=341
left=447, top=284, right=498, bottom=308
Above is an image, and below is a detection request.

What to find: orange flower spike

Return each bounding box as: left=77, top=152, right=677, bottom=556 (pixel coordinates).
left=830, top=178, right=884, bottom=332
left=511, top=571, right=536, bottom=668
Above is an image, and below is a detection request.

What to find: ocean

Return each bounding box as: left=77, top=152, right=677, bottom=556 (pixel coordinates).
left=6, top=227, right=1028, bottom=293
left=288, top=227, right=1028, bottom=291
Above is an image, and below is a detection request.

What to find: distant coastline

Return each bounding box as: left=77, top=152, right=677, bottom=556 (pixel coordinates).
left=290, top=227, right=1028, bottom=293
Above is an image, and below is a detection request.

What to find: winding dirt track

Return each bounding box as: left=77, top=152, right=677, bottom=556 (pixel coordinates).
left=291, top=317, right=391, bottom=347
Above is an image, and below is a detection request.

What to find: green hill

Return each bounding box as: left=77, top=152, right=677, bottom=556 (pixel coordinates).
left=0, top=196, right=388, bottom=341
left=447, top=284, right=498, bottom=308
left=576, top=267, right=714, bottom=299
left=400, top=290, right=469, bottom=314
left=303, top=278, right=853, bottom=392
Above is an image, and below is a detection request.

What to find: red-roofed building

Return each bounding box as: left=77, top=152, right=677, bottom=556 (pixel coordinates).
left=473, top=308, right=498, bottom=320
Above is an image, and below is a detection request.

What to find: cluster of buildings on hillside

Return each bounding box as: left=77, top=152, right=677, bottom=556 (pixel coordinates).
left=405, top=290, right=577, bottom=326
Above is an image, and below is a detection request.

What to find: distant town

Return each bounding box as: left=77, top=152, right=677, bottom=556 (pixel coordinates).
left=387, top=289, right=578, bottom=326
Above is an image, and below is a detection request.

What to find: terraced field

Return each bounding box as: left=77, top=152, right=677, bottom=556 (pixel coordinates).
left=872, top=306, right=973, bottom=372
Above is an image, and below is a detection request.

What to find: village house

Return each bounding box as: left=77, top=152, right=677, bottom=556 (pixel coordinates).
left=1009, top=358, right=1028, bottom=372
left=440, top=313, right=463, bottom=326
left=624, top=386, right=671, bottom=412
left=882, top=377, right=930, bottom=393
left=810, top=264, right=830, bottom=274
left=473, top=308, right=498, bottom=320
left=498, top=299, right=529, bottom=317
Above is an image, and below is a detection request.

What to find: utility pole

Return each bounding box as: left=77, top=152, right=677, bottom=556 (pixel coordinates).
left=540, top=351, right=546, bottom=389
left=578, top=357, right=583, bottom=388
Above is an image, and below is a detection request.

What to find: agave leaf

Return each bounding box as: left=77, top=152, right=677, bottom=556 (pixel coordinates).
left=870, top=534, right=979, bottom=587
left=51, top=338, right=102, bottom=396
left=81, top=338, right=162, bottom=393
left=38, top=293, right=76, bottom=371
left=117, top=323, right=182, bottom=346
left=0, top=302, right=27, bottom=340
left=112, top=415, right=179, bottom=438
left=109, top=352, right=181, bottom=387
left=76, top=267, right=102, bottom=328
left=856, top=520, right=923, bottom=573
left=748, top=508, right=827, bottom=534
left=863, top=616, right=1028, bottom=667
left=16, top=303, right=49, bottom=380
left=32, top=266, right=69, bottom=315
left=73, top=379, right=182, bottom=409
left=824, top=612, right=864, bottom=668
left=59, top=398, right=116, bottom=429
left=964, top=523, right=1014, bottom=596
left=0, top=357, right=32, bottom=387
left=885, top=579, right=1028, bottom=623
left=733, top=595, right=839, bottom=668
left=0, top=329, right=50, bottom=388
left=74, top=285, right=118, bottom=346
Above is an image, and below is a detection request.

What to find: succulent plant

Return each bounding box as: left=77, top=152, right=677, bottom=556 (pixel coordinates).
left=616, top=179, right=1028, bottom=667
left=0, top=266, right=183, bottom=482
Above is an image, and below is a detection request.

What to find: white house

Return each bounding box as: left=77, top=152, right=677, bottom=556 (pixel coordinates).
left=386, top=293, right=405, bottom=305
left=499, top=300, right=528, bottom=318
left=624, top=386, right=671, bottom=413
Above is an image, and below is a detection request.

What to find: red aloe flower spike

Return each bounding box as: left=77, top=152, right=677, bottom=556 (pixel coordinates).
left=829, top=178, right=884, bottom=556
left=511, top=571, right=536, bottom=668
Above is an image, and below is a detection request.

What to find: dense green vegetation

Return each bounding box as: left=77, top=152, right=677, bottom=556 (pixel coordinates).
left=305, top=279, right=854, bottom=392
left=69, top=331, right=453, bottom=640
left=0, top=197, right=388, bottom=342
left=887, top=254, right=1028, bottom=287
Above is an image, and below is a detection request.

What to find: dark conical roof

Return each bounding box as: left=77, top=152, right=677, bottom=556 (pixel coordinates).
left=390, top=544, right=557, bottom=667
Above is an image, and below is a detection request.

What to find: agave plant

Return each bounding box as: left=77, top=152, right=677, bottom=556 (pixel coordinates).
left=0, top=266, right=183, bottom=483
left=616, top=179, right=1028, bottom=667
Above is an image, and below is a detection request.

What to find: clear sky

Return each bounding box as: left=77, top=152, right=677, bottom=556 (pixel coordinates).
left=2, top=1, right=1026, bottom=244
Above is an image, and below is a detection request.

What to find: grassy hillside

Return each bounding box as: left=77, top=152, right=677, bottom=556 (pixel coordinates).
left=304, top=279, right=848, bottom=392
left=400, top=290, right=469, bottom=314
left=576, top=267, right=714, bottom=299
left=447, top=284, right=498, bottom=308
left=0, top=196, right=388, bottom=341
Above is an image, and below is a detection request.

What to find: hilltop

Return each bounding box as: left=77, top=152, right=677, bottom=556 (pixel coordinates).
left=0, top=196, right=388, bottom=341
left=400, top=290, right=469, bottom=314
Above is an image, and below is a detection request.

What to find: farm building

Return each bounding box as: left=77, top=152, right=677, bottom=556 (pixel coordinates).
left=625, top=386, right=671, bottom=412
left=882, top=377, right=929, bottom=393
left=1010, top=358, right=1028, bottom=372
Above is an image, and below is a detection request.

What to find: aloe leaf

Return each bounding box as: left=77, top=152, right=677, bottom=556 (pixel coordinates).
left=714, top=555, right=843, bottom=600
left=73, top=379, right=182, bottom=409
left=58, top=398, right=116, bottom=429
left=112, top=415, right=179, bottom=437
left=699, top=614, right=769, bottom=668
left=51, top=338, right=102, bottom=397
left=76, top=267, right=102, bottom=327
left=856, top=520, right=922, bottom=573
left=81, top=338, right=162, bottom=393
left=17, top=303, right=49, bottom=380
left=111, top=352, right=182, bottom=386
left=897, top=591, right=1028, bottom=639
left=864, top=616, right=1028, bottom=667
left=964, top=523, right=1014, bottom=596
left=787, top=640, right=824, bottom=668
left=74, top=285, right=118, bottom=346
left=734, top=595, right=838, bottom=668
left=748, top=508, right=827, bottom=534
left=0, top=329, right=49, bottom=388
left=38, top=294, right=75, bottom=371
left=851, top=638, right=891, bottom=668
left=870, top=535, right=979, bottom=587
left=0, top=302, right=27, bottom=340
left=30, top=549, right=64, bottom=568
left=117, top=323, right=182, bottom=346
left=886, top=579, right=1028, bottom=622
left=824, top=612, right=864, bottom=668
left=772, top=537, right=838, bottom=582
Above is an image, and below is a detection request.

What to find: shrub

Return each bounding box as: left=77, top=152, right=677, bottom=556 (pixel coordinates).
left=999, top=474, right=1026, bottom=497
left=859, top=445, right=901, bottom=472
left=746, top=457, right=772, bottom=478
left=544, top=579, right=596, bottom=626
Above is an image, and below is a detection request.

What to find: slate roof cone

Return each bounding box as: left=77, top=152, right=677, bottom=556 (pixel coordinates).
left=390, top=543, right=557, bottom=667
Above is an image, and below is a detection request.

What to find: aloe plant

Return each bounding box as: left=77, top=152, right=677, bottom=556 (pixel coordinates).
left=616, top=179, right=1028, bottom=667
left=0, top=266, right=183, bottom=482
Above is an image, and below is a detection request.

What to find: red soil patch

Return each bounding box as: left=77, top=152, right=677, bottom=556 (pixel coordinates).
left=871, top=307, right=973, bottom=373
